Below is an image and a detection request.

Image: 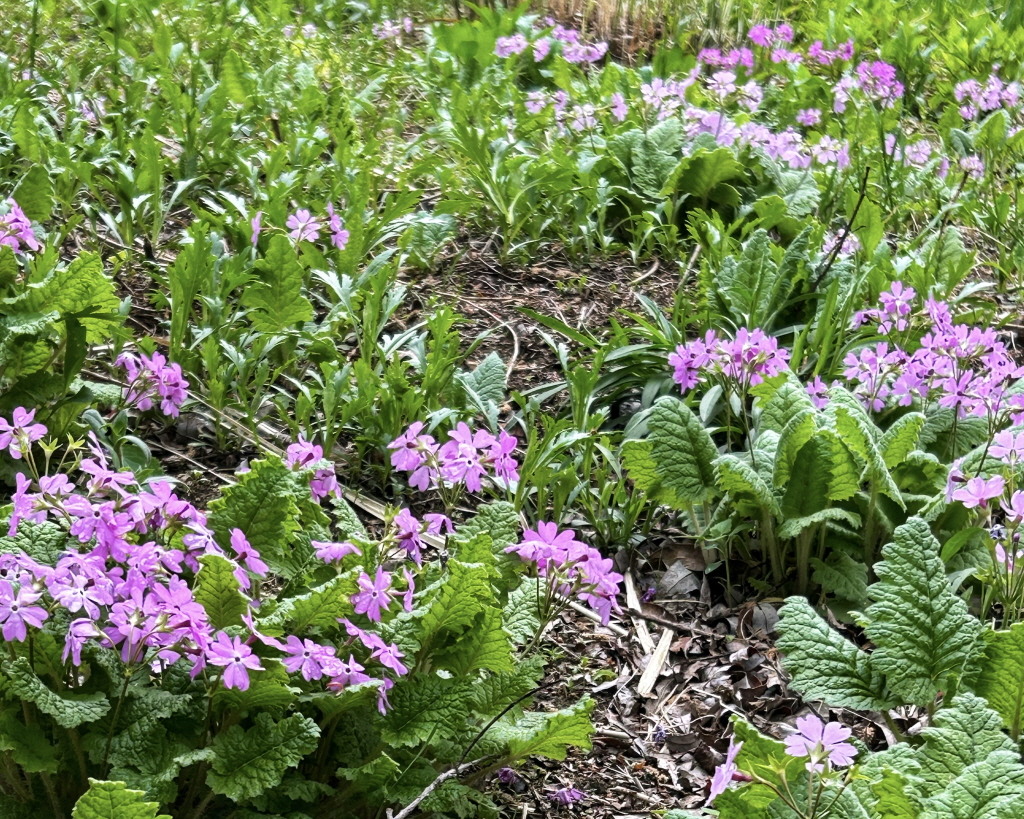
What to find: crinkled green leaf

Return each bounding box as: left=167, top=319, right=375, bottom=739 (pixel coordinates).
left=220, top=48, right=251, bottom=105
left=457, top=500, right=519, bottom=552
left=457, top=352, right=506, bottom=406
left=194, top=553, right=248, bottom=630
left=714, top=454, right=779, bottom=514
left=865, top=519, right=984, bottom=705
left=242, top=234, right=313, bottom=332
left=421, top=560, right=493, bottom=642
left=920, top=750, right=1024, bottom=819
left=777, top=507, right=861, bottom=540
left=912, top=693, right=1018, bottom=788
left=71, top=779, right=170, bottom=819
left=208, top=456, right=301, bottom=578
left=627, top=397, right=718, bottom=508
left=976, top=624, right=1024, bottom=739
left=12, top=164, right=53, bottom=222
left=502, top=579, right=541, bottom=645
left=336, top=753, right=400, bottom=800
left=776, top=596, right=891, bottom=709
left=880, top=413, right=926, bottom=469
left=214, top=660, right=295, bottom=714
left=772, top=408, right=817, bottom=488
left=265, top=572, right=358, bottom=635
left=0, top=712, right=58, bottom=772
left=4, top=658, right=109, bottom=728
left=0, top=520, right=68, bottom=565
left=381, top=675, right=472, bottom=748
left=15, top=253, right=119, bottom=342
left=433, top=606, right=512, bottom=675
left=810, top=551, right=868, bottom=603
left=207, top=713, right=319, bottom=802
left=501, top=698, right=594, bottom=762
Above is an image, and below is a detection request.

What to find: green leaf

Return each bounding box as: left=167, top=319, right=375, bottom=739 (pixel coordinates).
left=422, top=560, right=494, bottom=642
left=502, top=579, right=541, bottom=645
left=214, top=660, right=295, bottom=714
left=502, top=698, right=594, bottom=761
left=976, top=624, right=1024, bottom=739
left=220, top=48, right=251, bottom=105
left=265, top=572, right=358, bottom=634
left=810, top=551, right=868, bottom=603
left=452, top=501, right=519, bottom=551
left=11, top=105, right=42, bottom=163
left=757, top=374, right=815, bottom=435
left=776, top=597, right=891, bottom=709
left=880, top=413, right=926, bottom=468
left=0, top=520, right=68, bottom=564
left=207, top=713, right=319, bottom=802
left=912, top=693, right=1017, bottom=787
left=72, top=779, right=170, bottom=819
left=15, top=253, right=119, bottom=342
left=12, top=164, right=53, bottom=222
left=714, top=454, right=779, bottom=515
left=0, top=712, right=58, bottom=772
left=920, top=750, right=1024, bottom=818
left=242, top=235, right=313, bottom=332
left=194, top=553, right=248, bottom=630
left=4, top=658, right=109, bottom=728
left=865, top=519, right=983, bottom=705
left=772, top=408, right=817, bottom=488
left=671, top=147, right=746, bottom=199
left=433, top=606, right=512, bottom=675
left=626, top=397, right=718, bottom=508
left=457, top=352, right=506, bottom=406
left=208, top=456, right=301, bottom=578
left=336, top=754, right=400, bottom=800
left=381, top=675, right=472, bottom=748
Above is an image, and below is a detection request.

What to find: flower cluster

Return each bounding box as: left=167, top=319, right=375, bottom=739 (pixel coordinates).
left=0, top=198, right=40, bottom=254
left=505, top=522, right=623, bottom=624
left=284, top=437, right=340, bottom=501
left=116, top=350, right=190, bottom=418
left=669, top=328, right=791, bottom=394
left=388, top=421, right=519, bottom=492
left=373, top=17, right=414, bottom=39
left=494, top=23, right=607, bottom=64
left=842, top=285, right=1024, bottom=418
left=250, top=205, right=349, bottom=250
left=2, top=427, right=408, bottom=713
left=955, top=72, right=1022, bottom=120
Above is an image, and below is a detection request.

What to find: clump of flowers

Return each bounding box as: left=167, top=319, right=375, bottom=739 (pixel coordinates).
left=505, top=522, right=623, bottom=625
left=284, top=436, right=340, bottom=501
left=669, top=328, right=791, bottom=394
left=388, top=421, right=519, bottom=494
left=116, top=350, right=190, bottom=418
left=250, top=205, right=349, bottom=251
left=0, top=198, right=40, bottom=254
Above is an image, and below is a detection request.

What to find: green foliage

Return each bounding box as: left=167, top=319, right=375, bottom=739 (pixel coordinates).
left=72, top=779, right=171, bottom=819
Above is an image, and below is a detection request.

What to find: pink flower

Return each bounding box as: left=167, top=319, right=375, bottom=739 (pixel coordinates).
left=0, top=199, right=40, bottom=253
left=1002, top=491, right=1024, bottom=524
left=992, top=430, right=1024, bottom=463
left=312, top=539, right=361, bottom=563
left=205, top=631, right=263, bottom=690
left=326, top=203, right=349, bottom=250
left=708, top=738, right=744, bottom=803
left=0, top=580, right=48, bottom=642
left=351, top=568, right=393, bottom=622
left=286, top=209, right=321, bottom=242
left=279, top=636, right=335, bottom=681
left=784, top=714, right=857, bottom=771
left=250, top=211, right=262, bottom=246
left=952, top=475, right=1006, bottom=509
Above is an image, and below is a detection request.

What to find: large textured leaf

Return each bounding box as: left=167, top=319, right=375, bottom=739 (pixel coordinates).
left=433, top=606, right=512, bottom=675
left=500, top=698, right=594, bottom=761
left=241, top=234, right=313, bottom=332
left=194, top=554, right=248, bottom=630
left=457, top=501, right=519, bottom=552
left=220, top=48, right=251, bottom=105
left=71, top=779, right=170, bottom=819
left=207, top=456, right=301, bottom=578
left=772, top=408, right=817, bottom=488
left=15, top=253, right=119, bottom=342
left=12, top=164, right=53, bottom=222
left=381, top=675, right=473, bottom=748
left=920, top=751, right=1024, bottom=819
left=626, top=397, right=718, bottom=508
left=776, top=597, right=891, bottom=709
left=865, top=519, right=984, bottom=705
left=502, top=580, right=541, bottom=645
left=880, top=413, right=926, bottom=468
left=827, top=391, right=903, bottom=506
left=262, top=572, right=359, bottom=635
left=0, top=713, right=58, bottom=773
left=714, top=454, right=779, bottom=515
left=421, top=560, right=493, bottom=642
left=207, top=713, right=319, bottom=802
left=976, top=624, right=1024, bottom=738
left=457, top=351, right=506, bottom=406
left=0, top=520, right=68, bottom=564
left=4, top=658, right=109, bottom=728
left=757, top=375, right=815, bottom=436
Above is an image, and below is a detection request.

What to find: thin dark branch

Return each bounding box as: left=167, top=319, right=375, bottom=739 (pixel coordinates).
left=812, top=165, right=872, bottom=290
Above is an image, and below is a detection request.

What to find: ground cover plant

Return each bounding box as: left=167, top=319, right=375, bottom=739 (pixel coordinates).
left=6, top=0, right=1024, bottom=816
